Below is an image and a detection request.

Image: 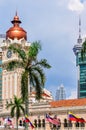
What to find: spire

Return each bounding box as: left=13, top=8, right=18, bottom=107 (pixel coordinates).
left=11, top=11, right=21, bottom=25
left=77, top=15, right=82, bottom=44
left=73, top=16, right=82, bottom=55
left=15, top=10, right=17, bottom=16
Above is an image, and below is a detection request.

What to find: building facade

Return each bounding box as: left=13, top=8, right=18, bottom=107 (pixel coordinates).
left=0, top=98, right=86, bottom=130
left=1, top=13, right=86, bottom=130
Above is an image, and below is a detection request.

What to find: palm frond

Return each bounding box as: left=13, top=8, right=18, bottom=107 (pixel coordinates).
left=20, top=105, right=25, bottom=115
left=30, top=66, right=46, bottom=86
left=9, top=45, right=27, bottom=62
left=11, top=106, right=16, bottom=117
left=9, top=44, right=21, bottom=51
left=30, top=72, right=42, bottom=100
left=6, top=96, right=25, bottom=119
left=35, top=59, right=51, bottom=69
left=6, top=102, right=14, bottom=109
left=6, top=60, right=24, bottom=70
left=28, top=41, right=41, bottom=58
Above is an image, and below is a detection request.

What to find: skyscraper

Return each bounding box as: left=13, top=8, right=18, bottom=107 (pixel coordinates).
left=73, top=17, right=86, bottom=98
left=55, top=84, right=66, bottom=100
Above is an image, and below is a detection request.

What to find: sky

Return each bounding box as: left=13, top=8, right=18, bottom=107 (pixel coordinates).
left=0, top=0, right=86, bottom=99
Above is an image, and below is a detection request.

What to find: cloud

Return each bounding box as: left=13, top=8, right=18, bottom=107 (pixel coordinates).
left=68, top=89, right=77, bottom=99
left=68, top=0, right=84, bottom=13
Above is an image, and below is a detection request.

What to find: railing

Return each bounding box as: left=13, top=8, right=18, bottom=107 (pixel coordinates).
left=0, top=123, right=85, bottom=130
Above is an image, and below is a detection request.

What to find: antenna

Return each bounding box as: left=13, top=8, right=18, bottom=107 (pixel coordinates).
left=77, top=15, right=82, bottom=44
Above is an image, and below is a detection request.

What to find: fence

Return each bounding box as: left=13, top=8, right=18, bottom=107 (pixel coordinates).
left=0, top=122, right=86, bottom=130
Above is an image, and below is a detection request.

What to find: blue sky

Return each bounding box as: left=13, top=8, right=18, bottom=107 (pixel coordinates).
left=0, top=0, right=86, bottom=99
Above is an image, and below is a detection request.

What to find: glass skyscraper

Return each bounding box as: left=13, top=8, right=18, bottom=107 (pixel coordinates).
left=73, top=18, right=86, bottom=98
left=55, top=84, right=66, bottom=100
left=73, top=43, right=86, bottom=98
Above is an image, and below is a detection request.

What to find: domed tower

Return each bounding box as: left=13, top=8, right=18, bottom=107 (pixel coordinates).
left=6, top=12, right=27, bottom=40
left=0, top=13, right=30, bottom=102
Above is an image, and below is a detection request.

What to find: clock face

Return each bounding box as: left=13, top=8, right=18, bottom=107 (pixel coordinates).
left=7, top=50, right=12, bottom=58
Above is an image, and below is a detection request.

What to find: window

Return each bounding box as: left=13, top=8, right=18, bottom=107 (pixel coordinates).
left=80, top=122, right=85, bottom=127
left=64, top=119, right=68, bottom=127
left=19, top=120, right=22, bottom=126
left=38, top=119, right=41, bottom=127
left=68, top=120, right=72, bottom=127
left=34, top=119, right=37, bottom=128
left=75, top=121, right=79, bottom=127
left=42, top=119, right=45, bottom=127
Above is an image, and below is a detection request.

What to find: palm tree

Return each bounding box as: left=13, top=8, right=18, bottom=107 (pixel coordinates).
left=6, top=41, right=51, bottom=129
left=6, top=96, right=25, bottom=130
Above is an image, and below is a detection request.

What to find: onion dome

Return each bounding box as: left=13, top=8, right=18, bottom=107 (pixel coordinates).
left=6, top=12, right=27, bottom=40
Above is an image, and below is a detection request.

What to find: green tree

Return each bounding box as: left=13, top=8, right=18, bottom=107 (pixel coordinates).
left=6, top=96, right=25, bottom=130
left=7, top=41, right=51, bottom=129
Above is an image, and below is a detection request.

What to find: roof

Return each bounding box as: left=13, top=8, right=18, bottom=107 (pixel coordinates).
left=31, top=91, right=51, bottom=97
left=6, top=13, right=27, bottom=40
left=50, top=98, right=86, bottom=108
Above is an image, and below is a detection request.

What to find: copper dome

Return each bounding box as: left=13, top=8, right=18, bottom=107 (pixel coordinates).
left=6, top=13, right=27, bottom=40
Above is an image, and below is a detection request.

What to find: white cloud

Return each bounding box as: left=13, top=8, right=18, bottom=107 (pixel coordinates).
left=68, top=90, right=77, bottom=99
left=68, top=0, right=84, bottom=13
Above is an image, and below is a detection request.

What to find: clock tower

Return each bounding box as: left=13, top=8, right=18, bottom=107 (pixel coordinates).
left=0, top=13, right=30, bottom=101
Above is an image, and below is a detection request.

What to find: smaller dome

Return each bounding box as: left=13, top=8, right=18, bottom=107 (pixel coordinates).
left=6, top=13, right=27, bottom=40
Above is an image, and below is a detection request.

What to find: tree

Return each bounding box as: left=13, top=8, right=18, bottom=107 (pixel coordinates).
left=6, top=96, right=25, bottom=130
left=7, top=41, right=51, bottom=129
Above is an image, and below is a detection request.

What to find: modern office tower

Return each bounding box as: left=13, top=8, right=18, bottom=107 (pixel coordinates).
left=73, top=17, right=86, bottom=98
left=55, top=84, right=66, bottom=100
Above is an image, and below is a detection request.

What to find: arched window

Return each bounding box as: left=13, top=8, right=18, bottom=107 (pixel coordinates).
left=0, top=121, right=1, bottom=125
left=64, top=118, right=68, bottom=127
left=42, top=119, right=45, bottom=127
left=80, top=122, right=85, bottom=127
left=68, top=120, right=72, bottom=127
left=34, top=119, right=37, bottom=128
left=38, top=119, right=41, bottom=127
left=53, top=124, right=56, bottom=128
left=19, top=120, right=22, bottom=126
left=75, top=121, right=79, bottom=127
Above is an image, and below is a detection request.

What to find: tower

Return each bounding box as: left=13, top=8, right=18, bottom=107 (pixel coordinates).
left=55, top=84, right=66, bottom=100
left=0, top=13, right=30, bottom=101
left=73, top=16, right=86, bottom=98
